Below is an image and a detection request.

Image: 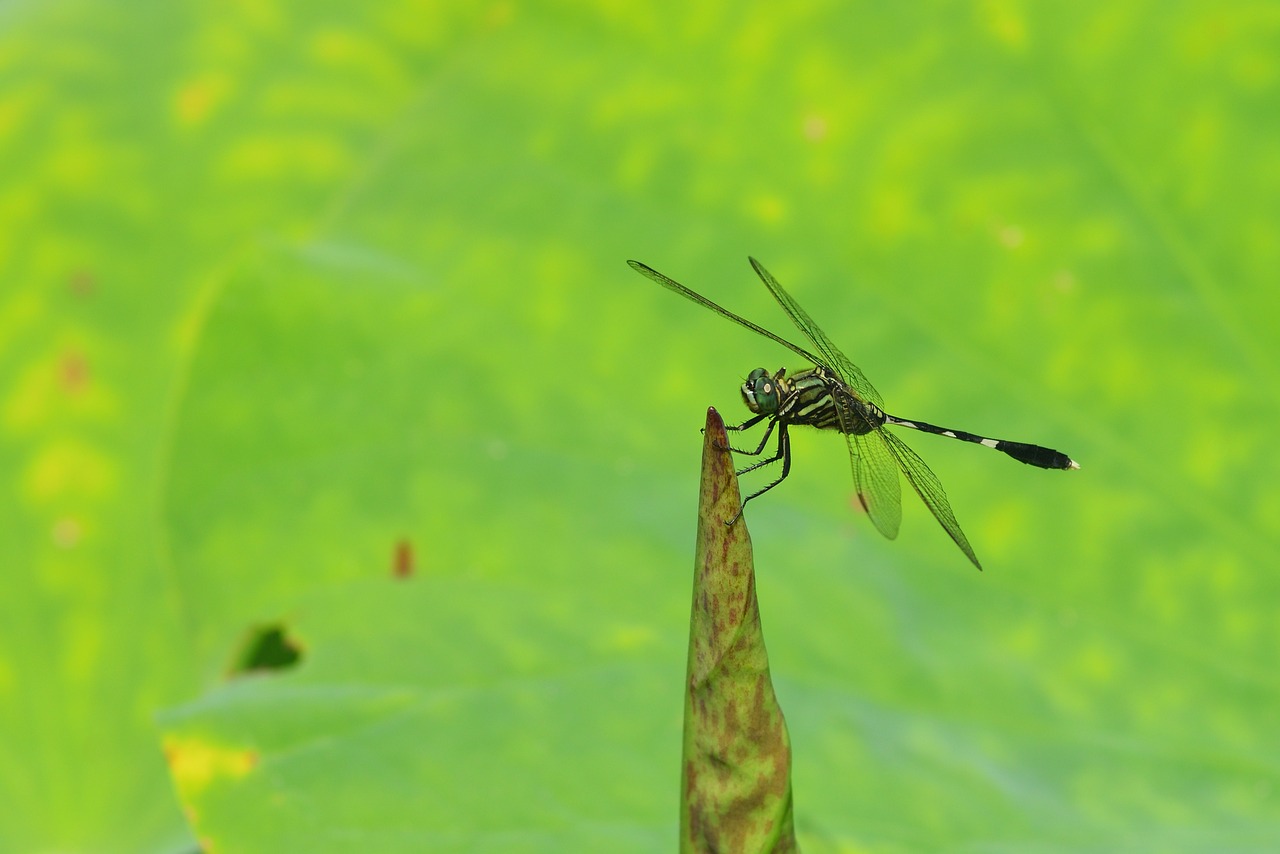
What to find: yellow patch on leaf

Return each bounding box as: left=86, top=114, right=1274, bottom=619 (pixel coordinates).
left=165, top=735, right=258, bottom=797
left=173, top=72, right=234, bottom=129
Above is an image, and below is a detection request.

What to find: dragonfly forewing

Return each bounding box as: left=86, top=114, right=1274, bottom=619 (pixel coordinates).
left=748, top=257, right=883, bottom=407
left=627, top=260, right=824, bottom=368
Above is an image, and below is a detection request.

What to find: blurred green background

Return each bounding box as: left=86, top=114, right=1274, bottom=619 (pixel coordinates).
left=3, top=1, right=1278, bottom=851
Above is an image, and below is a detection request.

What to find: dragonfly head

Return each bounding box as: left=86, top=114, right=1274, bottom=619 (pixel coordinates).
left=741, top=367, right=787, bottom=416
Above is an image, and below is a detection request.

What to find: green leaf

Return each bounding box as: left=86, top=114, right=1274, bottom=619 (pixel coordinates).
left=682, top=409, right=796, bottom=853
left=158, top=575, right=681, bottom=852
left=3, top=2, right=1278, bottom=851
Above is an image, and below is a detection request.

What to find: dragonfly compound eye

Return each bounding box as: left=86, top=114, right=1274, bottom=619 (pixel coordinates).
left=741, top=369, right=780, bottom=414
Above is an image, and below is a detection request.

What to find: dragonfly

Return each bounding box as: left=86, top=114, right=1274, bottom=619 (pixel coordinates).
left=628, top=256, right=1079, bottom=571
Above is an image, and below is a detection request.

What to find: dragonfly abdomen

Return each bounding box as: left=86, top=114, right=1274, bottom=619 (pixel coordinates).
left=885, top=415, right=1079, bottom=470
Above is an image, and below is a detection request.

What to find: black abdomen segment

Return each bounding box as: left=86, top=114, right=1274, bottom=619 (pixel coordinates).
left=885, top=415, right=1079, bottom=470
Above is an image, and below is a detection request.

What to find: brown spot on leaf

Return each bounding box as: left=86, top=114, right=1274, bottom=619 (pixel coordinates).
left=68, top=270, right=96, bottom=297
left=393, top=538, right=414, bottom=578
left=60, top=352, right=89, bottom=394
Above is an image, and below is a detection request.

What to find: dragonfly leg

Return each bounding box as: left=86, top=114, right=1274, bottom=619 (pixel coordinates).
left=723, top=415, right=776, bottom=456
left=721, top=413, right=770, bottom=452
left=734, top=423, right=784, bottom=476
left=726, top=424, right=791, bottom=525
left=725, top=413, right=768, bottom=432
left=704, top=413, right=769, bottom=454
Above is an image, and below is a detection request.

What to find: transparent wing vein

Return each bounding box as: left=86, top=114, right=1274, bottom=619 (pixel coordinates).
left=848, top=432, right=902, bottom=541
left=749, top=257, right=883, bottom=406
left=879, top=430, right=982, bottom=570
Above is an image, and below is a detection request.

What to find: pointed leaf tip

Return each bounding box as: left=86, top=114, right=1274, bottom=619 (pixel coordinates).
left=697, top=407, right=742, bottom=531
left=682, top=406, right=796, bottom=852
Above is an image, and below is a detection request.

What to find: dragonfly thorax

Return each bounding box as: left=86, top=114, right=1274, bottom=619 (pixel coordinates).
left=741, top=367, right=790, bottom=416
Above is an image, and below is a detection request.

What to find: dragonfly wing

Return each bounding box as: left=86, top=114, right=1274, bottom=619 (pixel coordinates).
left=627, top=260, right=824, bottom=367
left=847, top=432, right=901, bottom=540
left=748, top=257, right=883, bottom=407
left=879, top=429, right=983, bottom=570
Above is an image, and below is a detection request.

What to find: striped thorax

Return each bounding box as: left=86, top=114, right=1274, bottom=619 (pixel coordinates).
left=742, top=366, right=883, bottom=435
